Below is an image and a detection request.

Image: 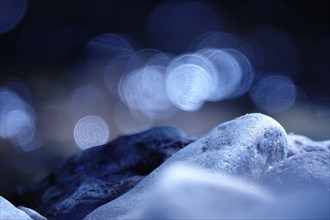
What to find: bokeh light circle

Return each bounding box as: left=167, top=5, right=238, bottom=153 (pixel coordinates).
left=166, top=64, right=214, bottom=111
left=198, top=48, right=243, bottom=101
left=250, top=75, right=297, bottom=113
left=74, top=115, right=109, bottom=150
left=119, top=66, right=173, bottom=118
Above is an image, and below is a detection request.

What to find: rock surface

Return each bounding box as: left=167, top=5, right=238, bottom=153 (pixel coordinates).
left=287, top=133, right=330, bottom=157
left=262, top=151, right=330, bottom=193
left=0, top=196, right=32, bottom=220
left=7, top=113, right=329, bottom=220
left=9, top=127, right=193, bottom=220
left=248, top=189, right=329, bottom=219
left=84, top=113, right=288, bottom=220
left=17, top=206, right=47, bottom=220
left=129, top=164, right=329, bottom=220
left=131, top=164, right=272, bottom=219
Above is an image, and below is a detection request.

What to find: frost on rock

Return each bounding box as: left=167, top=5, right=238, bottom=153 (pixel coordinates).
left=84, top=113, right=288, bottom=220
left=0, top=196, right=32, bottom=220
left=287, top=133, right=330, bottom=157
left=262, top=151, right=330, bottom=193
left=17, top=206, right=47, bottom=220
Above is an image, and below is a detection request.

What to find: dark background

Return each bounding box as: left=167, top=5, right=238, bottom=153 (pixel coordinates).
left=1, top=0, right=329, bottom=196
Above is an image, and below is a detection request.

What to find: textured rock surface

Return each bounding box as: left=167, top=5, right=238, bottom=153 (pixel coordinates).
left=17, top=206, right=47, bottom=220
left=287, top=133, right=330, bottom=157
left=262, top=151, right=330, bottom=193
left=7, top=113, right=328, bottom=220
left=84, top=113, right=288, bottom=220
left=9, top=127, right=193, bottom=220
left=0, top=196, right=31, bottom=220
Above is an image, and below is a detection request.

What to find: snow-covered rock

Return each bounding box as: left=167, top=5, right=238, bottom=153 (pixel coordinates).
left=0, top=196, right=31, bottom=220
left=287, top=133, right=330, bottom=157
left=84, top=113, right=288, bottom=220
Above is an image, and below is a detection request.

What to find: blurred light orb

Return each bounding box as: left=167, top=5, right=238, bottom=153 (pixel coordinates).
left=0, top=87, right=39, bottom=151
left=6, top=110, right=39, bottom=152
left=1, top=110, right=34, bottom=139
left=0, top=0, right=28, bottom=34
left=198, top=48, right=243, bottom=101
left=192, top=32, right=252, bottom=58
left=127, top=49, right=161, bottom=72
left=222, top=48, right=254, bottom=98
left=114, top=101, right=153, bottom=135
left=167, top=53, right=217, bottom=77
left=119, top=66, right=173, bottom=118
left=105, top=55, right=131, bottom=97
left=74, top=115, right=109, bottom=150
left=166, top=64, right=214, bottom=111
left=0, top=88, right=26, bottom=121
left=250, top=75, right=297, bottom=113
left=146, top=52, right=174, bottom=67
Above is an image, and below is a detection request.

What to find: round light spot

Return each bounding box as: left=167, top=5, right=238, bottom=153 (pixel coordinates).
left=1, top=110, right=34, bottom=139
left=146, top=52, right=174, bottom=67
left=250, top=75, right=297, bottom=113
left=198, top=48, right=243, bottom=101
left=74, top=115, right=109, bottom=150
left=127, top=49, right=161, bottom=72
left=222, top=48, right=254, bottom=98
left=192, top=31, right=252, bottom=58
left=166, top=64, right=214, bottom=111
left=105, top=55, right=131, bottom=97
left=119, top=66, right=173, bottom=118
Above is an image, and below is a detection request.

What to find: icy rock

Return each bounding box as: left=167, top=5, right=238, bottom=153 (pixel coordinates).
left=287, top=133, right=330, bottom=157
left=9, top=127, right=193, bottom=220
left=0, top=196, right=31, bottom=220
left=130, top=164, right=272, bottom=219
left=17, top=206, right=47, bottom=220
left=262, top=151, right=330, bottom=193
left=84, top=113, right=288, bottom=220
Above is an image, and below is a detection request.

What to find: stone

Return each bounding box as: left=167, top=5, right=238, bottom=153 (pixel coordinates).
left=84, top=113, right=288, bottom=220
left=131, top=164, right=272, bottom=219
left=248, top=189, right=329, bottom=219
left=17, top=206, right=47, bottom=220
left=287, top=133, right=330, bottom=157
left=136, top=165, right=329, bottom=220
left=9, top=127, right=193, bottom=220
left=262, top=151, right=330, bottom=193
left=0, top=196, right=31, bottom=220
